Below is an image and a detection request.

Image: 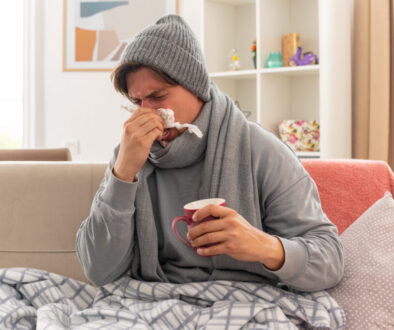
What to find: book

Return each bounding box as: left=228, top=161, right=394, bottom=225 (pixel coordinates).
left=282, top=33, right=300, bottom=67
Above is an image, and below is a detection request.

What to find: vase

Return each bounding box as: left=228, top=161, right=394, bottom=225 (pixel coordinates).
left=252, top=56, right=256, bottom=69
left=266, top=52, right=283, bottom=68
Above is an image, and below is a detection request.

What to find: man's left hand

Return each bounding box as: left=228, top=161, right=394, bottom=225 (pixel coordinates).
left=187, top=204, right=285, bottom=271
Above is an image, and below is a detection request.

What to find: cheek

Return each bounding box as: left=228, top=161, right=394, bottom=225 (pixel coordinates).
left=162, top=95, right=190, bottom=123
left=162, top=101, right=183, bottom=121
left=155, top=98, right=173, bottom=110
left=171, top=108, right=186, bottom=123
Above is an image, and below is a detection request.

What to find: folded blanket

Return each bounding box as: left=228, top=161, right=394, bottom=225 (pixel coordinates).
left=0, top=268, right=345, bottom=329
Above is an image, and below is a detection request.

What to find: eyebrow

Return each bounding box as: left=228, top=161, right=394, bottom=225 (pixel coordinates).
left=128, top=88, right=168, bottom=101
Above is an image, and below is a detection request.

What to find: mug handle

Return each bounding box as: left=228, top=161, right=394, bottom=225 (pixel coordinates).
left=172, top=216, right=192, bottom=247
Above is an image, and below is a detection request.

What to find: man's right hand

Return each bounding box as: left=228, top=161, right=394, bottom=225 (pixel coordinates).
left=113, top=107, right=165, bottom=182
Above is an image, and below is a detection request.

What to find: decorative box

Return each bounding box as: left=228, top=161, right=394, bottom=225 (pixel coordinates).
left=282, top=33, right=300, bottom=67
left=278, top=120, right=320, bottom=152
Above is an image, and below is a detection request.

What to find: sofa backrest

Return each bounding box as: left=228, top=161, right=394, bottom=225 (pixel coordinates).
left=0, top=159, right=392, bottom=283
left=301, top=159, right=394, bottom=234
left=0, top=161, right=107, bottom=283
left=0, top=148, right=72, bottom=161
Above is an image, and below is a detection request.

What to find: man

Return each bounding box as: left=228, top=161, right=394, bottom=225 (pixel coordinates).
left=76, top=15, right=344, bottom=292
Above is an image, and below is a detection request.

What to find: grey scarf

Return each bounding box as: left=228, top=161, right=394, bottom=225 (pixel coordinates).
left=131, top=82, right=262, bottom=282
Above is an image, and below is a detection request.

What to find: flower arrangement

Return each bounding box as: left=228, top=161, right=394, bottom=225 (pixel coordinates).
left=251, top=39, right=256, bottom=57
left=251, top=39, right=256, bottom=68
left=229, top=49, right=240, bottom=71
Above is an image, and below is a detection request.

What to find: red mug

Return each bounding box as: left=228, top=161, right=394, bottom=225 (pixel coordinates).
left=172, top=198, right=226, bottom=249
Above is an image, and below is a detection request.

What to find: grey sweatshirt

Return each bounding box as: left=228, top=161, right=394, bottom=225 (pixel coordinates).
left=76, top=122, right=344, bottom=291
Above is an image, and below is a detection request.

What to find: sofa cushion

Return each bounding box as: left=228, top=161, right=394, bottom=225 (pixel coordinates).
left=327, top=191, right=394, bottom=329
left=301, top=159, right=394, bottom=234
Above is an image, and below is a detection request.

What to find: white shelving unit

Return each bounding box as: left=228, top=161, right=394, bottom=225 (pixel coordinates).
left=261, top=65, right=320, bottom=76
left=180, top=0, right=351, bottom=159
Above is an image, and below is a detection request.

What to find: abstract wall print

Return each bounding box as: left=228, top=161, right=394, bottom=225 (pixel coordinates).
left=63, top=0, right=179, bottom=71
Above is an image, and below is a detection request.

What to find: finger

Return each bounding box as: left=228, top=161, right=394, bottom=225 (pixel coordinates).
left=123, top=112, right=164, bottom=139
left=131, top=106, right=158, bottom=117
left=125, top=107, right=166, bottom=127
left=130, top=118, right=164, bottom=139
left=192, top=204, right=234, bottom=222
left=190, top=230, right=228, bottom=248
left=135, top=107, right=165, bottom=121
left=129, top=111, right=165, bottom=129
left=124, top=106, right=152, bottom=122
left=196, top=242, right=229, bottom=257
left=187, top=218, right=227, bottom=241
left=144, top=127, right=165, bottom=144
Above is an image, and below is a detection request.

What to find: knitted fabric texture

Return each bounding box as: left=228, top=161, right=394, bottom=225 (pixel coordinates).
left=120, top=15, right=211, bottom=102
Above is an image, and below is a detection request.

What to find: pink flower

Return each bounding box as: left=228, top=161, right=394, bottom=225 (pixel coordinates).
left=289, top=133, right=299, bottom=144
left=296, top=120, right=305, bottom=126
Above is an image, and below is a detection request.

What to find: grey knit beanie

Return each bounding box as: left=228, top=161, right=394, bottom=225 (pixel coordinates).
left=120, top=15, right=211, bottom=102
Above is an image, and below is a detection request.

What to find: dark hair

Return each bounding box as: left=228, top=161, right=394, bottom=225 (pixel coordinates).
left=111, top=63, right=178, bottom=100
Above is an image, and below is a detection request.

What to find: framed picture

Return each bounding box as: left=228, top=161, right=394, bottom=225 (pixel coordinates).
left=63, top=0, right=179, bottom=72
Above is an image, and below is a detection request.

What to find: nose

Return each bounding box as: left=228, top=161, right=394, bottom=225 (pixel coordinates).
left=141, top=99, right=153, bottom=108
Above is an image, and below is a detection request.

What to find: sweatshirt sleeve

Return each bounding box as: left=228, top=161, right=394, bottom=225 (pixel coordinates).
left=250, top=124, right=344, bottom=292
left=76, top=144, right=138, bottom=286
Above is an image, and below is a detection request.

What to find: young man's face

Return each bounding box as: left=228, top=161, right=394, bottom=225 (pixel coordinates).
left=126, top=67, right=204, bottom=147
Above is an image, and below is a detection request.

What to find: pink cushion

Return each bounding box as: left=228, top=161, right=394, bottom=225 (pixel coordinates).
left=301, top=159, right=394, bottom=234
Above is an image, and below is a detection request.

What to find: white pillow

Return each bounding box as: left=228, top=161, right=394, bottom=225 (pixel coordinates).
left=327, top=191, right=394, bottom=329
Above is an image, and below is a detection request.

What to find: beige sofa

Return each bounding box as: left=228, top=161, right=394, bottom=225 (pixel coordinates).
left=1, top=159, right=392, bottom=288
left=1, top=159, right=393, bottom=329
left=0, top=161, right=107, bottom=283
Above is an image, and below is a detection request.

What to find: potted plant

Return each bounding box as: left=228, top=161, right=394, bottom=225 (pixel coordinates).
left=251, top=39, right=256, bottom=68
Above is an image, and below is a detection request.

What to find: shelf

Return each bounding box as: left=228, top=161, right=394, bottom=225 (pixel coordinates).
left=208, top=0, right=255, bottom=5
left=209, top=69, right=257, bottom=80
left=295, top=151, right=321, bottom=159
left=181, top=0, right=351, bottom=159
left=260, top=65, right=320, bottom=77
left=209, top=66, right=319, bottom=79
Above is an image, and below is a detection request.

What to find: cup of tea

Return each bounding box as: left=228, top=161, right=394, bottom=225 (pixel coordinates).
left=172, top=198, right=226, bottom=249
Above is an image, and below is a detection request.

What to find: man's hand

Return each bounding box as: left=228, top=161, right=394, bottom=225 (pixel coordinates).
left=187, top=204, right=285, bottom=270
left=113, top=107, right=165, bottom=182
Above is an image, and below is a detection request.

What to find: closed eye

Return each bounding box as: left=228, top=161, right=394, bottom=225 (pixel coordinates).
left=128, top=91, right=168, bottom=105
left=152, top=95, right=166, bottom=101
left=129, top=97, right=141, bottom=106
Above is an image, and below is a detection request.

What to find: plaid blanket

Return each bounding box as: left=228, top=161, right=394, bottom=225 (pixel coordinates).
left=0, top=268, right=345, bottom=329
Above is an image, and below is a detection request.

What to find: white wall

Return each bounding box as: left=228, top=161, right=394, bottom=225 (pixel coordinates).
left=34, top=0, right=172, bottom=161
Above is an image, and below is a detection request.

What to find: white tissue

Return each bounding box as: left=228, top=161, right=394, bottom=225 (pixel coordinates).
left=121, top=105, right=203, bottom=138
